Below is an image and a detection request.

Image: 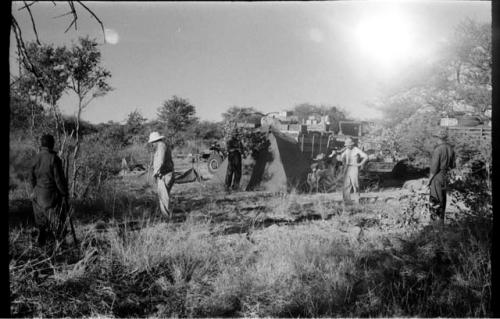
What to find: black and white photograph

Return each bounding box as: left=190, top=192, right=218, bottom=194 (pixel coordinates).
left=9, top=1, right=492, bottom=317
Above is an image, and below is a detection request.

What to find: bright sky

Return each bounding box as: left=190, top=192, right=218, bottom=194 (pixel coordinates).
left=10, top=1, right=491, bottom=124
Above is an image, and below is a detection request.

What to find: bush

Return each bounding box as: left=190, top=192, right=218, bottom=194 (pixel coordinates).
left=9, top=138, right=37, bottom=190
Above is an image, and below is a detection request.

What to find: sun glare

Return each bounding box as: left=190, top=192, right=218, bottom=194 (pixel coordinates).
left=354, top=10, right=416, bottom=69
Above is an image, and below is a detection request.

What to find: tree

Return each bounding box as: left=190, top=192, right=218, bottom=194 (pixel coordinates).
left=157, top=96, right=198, bottom=146
left=222, top=106, right=262, bottom=124
left=66, top=36, right=112, bottom=197
left=191, top=121, right=224, bottom=141
left=9, top=92, right=46, bottom=136
left=367, top=18, right=491, bottom=195
left=124, top=109, right=147, bottom=144
left=16, top=42, right=72, bottom=149
left=126, top=109, right=147, bottom=131
left=377, top=19, right=491, bottom=125
left=451, top=19, right=491, bottom=87
left=11, top=1, right=105, bottom=87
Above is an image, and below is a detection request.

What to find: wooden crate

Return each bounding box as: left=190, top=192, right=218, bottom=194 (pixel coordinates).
left=288, top=124, right=302, bottom=131
left=440, top=118, right=458, bottom=127
left=447, top=126, right=491, bottom=137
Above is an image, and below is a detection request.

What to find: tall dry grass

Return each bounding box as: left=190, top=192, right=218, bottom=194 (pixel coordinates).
left=10, top=207, right=491, bottom=317
left=9, top=174, right=492, bottom=318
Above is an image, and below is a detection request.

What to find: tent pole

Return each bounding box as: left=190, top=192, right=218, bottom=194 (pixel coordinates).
left=319, top=134, right=322, bottom=155
left=312, top=134, right=315, bottom=159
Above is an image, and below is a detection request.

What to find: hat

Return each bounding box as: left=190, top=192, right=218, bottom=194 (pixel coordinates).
left=344, top=138, right=354, bottom=146
left=148, top=132, right=165, bottom=143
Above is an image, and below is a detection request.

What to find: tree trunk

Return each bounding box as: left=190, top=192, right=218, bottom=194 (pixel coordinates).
left=29, top=96, right=37, bottom=147
left=50, top=100, right=62, bottom=151
left=95, top=171, right=103, bottom=195
left=70, top=100, right=83, bottom=197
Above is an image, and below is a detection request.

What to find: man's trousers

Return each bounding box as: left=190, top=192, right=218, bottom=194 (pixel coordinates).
left=157, top=172, right=175, bottom=217
left=343, top=165, right=360, bottom=204
left=225, top=152, right=242, bottom=190
left=430, top=171, right=447, bottom=222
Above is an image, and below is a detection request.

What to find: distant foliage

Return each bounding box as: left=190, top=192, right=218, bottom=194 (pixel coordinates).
left=17, top=42, right=71, bottom=106
left=222, top=106, right=262, bottom=124
left=9, top=93, right=49, bottom=138
left=367, top=19, right=491, bottom=175
left=393, top=111, right=442, bottom=167
left=157, top=96, right=198, bottom=147
left=125, top=110, right=148, bottom=144
left=362, top=110, right=441, bottom=167
left=75, top=129, right=124, bottom=199
left=376, top=19, right=490, bottom=125
left=191, top=121, right=224, bottom=141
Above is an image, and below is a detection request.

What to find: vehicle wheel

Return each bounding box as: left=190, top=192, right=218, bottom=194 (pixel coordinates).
left=207, top=154, right=223, bottom=173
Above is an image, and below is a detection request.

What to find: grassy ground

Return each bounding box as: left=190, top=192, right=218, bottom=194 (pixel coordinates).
left=9, top=161, right=492, bottom=317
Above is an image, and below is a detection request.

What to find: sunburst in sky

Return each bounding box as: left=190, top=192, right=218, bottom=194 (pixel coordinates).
left=10, top=1, right=491, bottom=123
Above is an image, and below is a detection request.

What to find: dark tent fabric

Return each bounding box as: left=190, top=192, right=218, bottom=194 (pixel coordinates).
left=246, top=128, right=310, bottom=192
left=173, top=168, right=201, bottom=184
left=212, top=128, right=310, bottom=192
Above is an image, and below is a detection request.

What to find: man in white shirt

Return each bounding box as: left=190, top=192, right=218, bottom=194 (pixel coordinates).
left=340, top=137, right=368, bottom=204
left=148, top=132, right=175, bottom=218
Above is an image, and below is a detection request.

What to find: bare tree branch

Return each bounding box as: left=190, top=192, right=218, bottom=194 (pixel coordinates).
left=64, top=17, right=76, bottom=33
left=17, top=1, right=36, bottom=11
left=12, top=0, right=107, bottom=90
left=11, top=16, right=45, bottom=90
left=64, top=1, right=78, bottom=33
left=52, top=11, right=74, bottom=19
left=76, top=1, right=106, bottom=42
left=23, top=1, right=41, bottom=45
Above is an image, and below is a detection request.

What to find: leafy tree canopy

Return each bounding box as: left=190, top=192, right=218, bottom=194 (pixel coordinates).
left=157, top=95, right=198, bottom=146
left=221, top=106, right=262, bottom=124
left=375, top=19, right=491, bottom=126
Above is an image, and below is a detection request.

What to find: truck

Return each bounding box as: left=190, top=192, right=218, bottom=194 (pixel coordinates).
left=200, top=121, right=262, bottom=173
left=199, top=142, right=226, bottom=173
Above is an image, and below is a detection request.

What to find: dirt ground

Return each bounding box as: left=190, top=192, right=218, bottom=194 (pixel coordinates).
left=9, top=156, right=459, bottom=232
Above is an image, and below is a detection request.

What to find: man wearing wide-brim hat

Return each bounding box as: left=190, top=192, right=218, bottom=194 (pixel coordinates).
left=340, top=137, right=368, bottom=204
left=428, top=128, right=456, bottom=225
left=148, top=132, right=175, bottom=218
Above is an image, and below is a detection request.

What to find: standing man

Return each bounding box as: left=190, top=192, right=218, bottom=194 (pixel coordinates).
left=148, top=132, right=175, bottom=218
left=225, top=131, right=244, bottom=192
left=31, top=134, right=68, bottom=246
left=340, top=137, right=368, bottom=204
left=428, top=129, right=456, bottom=225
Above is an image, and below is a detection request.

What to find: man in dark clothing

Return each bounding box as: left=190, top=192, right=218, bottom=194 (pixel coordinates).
left=225, top=132, right=244, bottom=191
left=429, top=129, right=456, bottom=224
left=30, top=134, right=69, bottom=246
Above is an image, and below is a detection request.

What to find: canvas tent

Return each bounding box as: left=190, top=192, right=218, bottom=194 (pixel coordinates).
left=215, top=128, right=310, bottom=193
